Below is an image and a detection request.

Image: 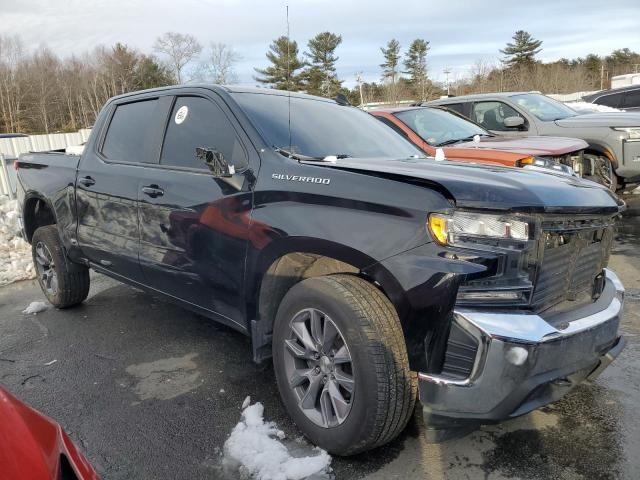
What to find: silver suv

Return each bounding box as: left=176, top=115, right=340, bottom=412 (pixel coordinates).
left=427, top=92, right=640, bottom=191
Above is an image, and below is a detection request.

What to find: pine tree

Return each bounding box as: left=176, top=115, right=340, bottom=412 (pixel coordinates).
left=135, top=55, right=175, bottom=89
left=403, top=39, right=430, bottom=101
left=380, top=39, right=401, bottom=84
left=500, top=31, right=542, bottom=67
left=304, top=32, right=342, bottom=97
left=254, top=36, right=306, bottom=90
left=380, top=39, right=401, bottom=102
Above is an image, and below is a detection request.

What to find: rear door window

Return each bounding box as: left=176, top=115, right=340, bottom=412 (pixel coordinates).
left=597, top=93, right=622, bottom=108
left=443, top=103, right=470, bottom=117
left=622, top=90, right=640, bottom=109
left=471, top=101, right=524, bottom=131
left=101, top=99, right=161, bottom=162
left=160, top=96, right=247, bottom=171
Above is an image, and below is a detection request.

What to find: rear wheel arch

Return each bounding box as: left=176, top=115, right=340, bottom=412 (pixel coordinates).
left=23, top=194, right=57, bottom=242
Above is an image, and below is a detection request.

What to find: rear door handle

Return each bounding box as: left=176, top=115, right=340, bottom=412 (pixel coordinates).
left=78, top=176, right=95, bottom=187
left=141, top=185, right=164, bottom=198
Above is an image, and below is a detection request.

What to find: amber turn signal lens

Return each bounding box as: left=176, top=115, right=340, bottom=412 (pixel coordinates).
left=428, top=214, right=449, bottom=245
left=517, top=156, right=535, bottom=167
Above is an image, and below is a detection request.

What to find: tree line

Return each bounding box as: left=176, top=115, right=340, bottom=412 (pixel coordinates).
left=0, top=32, right=234, bottom=135
left=1, top=30, right=638, bottom=135
left=453, top=31, right=640, bottom=97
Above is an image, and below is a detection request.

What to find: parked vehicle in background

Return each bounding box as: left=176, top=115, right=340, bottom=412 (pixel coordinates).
left=0, top=386, right=99, bottom=480
left=611, top=73, right=640, bottom=89
left=583, top=85, right=640, bottom=112
left=0, top=133, right=28, bottom=139
left=427, top=92, right=640, bottom=191
left=16, top=85, right=625, bottom=455
left=565, top=102, right=625, bottom=115
left=371, top=106, right=585, bottom=174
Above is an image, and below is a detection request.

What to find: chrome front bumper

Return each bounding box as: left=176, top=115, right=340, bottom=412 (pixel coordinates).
left=419, top=268, right=625, bottom=425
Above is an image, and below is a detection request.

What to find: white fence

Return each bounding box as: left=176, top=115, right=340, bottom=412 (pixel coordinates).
left=0, top=128, right=91, bottom=196
left=0, top=129, right=92, bottom=159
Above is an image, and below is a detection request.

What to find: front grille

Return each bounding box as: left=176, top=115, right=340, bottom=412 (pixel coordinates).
left=531, top=222, right=613, bottom=311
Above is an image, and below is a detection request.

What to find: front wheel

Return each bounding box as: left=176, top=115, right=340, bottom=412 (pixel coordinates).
left=272, top=274, right=417, bottom=456
left=31, top=225, right=90, bottom=308
left=585, top=153, right=618, bottom=191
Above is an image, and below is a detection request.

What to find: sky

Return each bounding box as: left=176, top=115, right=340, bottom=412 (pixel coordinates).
left=1, top=0, right=639, bottom=88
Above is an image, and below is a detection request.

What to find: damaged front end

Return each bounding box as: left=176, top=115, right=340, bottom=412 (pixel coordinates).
left=423, top=210, right=624, bottom=436
left=376, top=208, right=624, bottom=439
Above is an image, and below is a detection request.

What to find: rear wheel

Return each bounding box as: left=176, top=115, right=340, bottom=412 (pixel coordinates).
left=272, top=274, right=417, bottom=456
left=32, top=225, right=90, bottom=308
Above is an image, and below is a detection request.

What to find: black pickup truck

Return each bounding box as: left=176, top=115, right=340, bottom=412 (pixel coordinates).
left=16, top=85, right=626, bottom=455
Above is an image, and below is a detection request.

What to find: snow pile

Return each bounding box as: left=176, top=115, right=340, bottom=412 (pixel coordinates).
left=22, top=301, right=48, bottom=314
left=0, top=195, right=35, bottom=286
left=223, top=400, right=332, bottom=480
left=566, top=101, right=625, bottom=114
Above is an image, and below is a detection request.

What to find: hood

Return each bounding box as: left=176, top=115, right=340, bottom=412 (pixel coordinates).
left=319, top=157, right=621, bottom=213
left=442, top=147, right=524, bottom=165
left=555, top=112, right=640, bottom=128
left=454, top=135, right=587, bottom=156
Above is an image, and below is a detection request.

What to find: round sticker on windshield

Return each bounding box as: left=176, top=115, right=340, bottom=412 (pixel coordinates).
left=174, top=106, right=188, bottom=124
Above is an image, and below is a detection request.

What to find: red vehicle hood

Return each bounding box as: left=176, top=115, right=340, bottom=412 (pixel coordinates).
left=0, top=387, right=99, bottom=480
left=455, top=135, right=587, bottom=156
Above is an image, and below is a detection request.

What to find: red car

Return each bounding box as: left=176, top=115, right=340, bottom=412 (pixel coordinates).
left=0, top=386, right=99, bottom=480
left=371, top=106, right=587, bottom=172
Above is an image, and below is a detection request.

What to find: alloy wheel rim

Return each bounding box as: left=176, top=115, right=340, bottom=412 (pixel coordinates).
left=35, top=242, right=58, bottom=295
left=283, top=308, right=354, bottom=428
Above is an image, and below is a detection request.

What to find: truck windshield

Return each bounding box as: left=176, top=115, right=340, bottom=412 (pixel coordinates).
left=232, top=92, right=424, bottom=159
left=510, top=93, right=578, bottom=121
left=394, top=108, right=489, bottom=146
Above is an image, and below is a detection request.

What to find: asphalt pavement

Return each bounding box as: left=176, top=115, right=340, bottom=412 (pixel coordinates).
left=1, top=201, right=640, bottom=480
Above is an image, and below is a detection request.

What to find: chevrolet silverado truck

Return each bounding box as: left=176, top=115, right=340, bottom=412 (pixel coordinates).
left=371, top=106, right=585, bottom=175
left=16, top=85, right=626, bottom=455
left=427, top=92, right=640, bottom=191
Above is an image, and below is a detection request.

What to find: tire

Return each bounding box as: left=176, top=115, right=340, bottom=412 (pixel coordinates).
left=31, top=225, right=90, bottom=308
left=585, top=153, right=617, bottom=191
left=272, top=274, right=417, bottom=456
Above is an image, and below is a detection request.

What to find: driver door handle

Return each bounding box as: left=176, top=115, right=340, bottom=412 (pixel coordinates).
left=141, top=185, right=164, bottom=198
left=78, top=176, right=95, bottom=187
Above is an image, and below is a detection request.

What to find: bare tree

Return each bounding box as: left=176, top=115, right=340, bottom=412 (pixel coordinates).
left=153, top=32, right=202, bottom=83
left=27, top=47, right=60, bottom=133
left=0, top=35, right=28, bottom=132
left=202, top=42, right=239, bottom=84
left=470, top=59, right=495, bottom=93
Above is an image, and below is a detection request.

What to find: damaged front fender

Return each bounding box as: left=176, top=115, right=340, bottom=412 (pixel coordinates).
left=363, top=242, right=489, bottom=372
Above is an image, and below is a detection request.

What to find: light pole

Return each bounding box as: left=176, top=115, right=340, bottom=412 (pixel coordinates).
left=356, top=72, right=364, bottom=106
left=443, top=68, right=451, bottom=96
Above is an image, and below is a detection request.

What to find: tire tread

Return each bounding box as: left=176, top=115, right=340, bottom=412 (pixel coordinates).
left=32, top=225, right=89, bottom=308
left=311, top=274, right=417, bottom=454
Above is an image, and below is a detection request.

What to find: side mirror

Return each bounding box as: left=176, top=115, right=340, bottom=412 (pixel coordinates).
left=503, top=116, right=525, bottom=129
left=196, top=147, right=234, bottom=177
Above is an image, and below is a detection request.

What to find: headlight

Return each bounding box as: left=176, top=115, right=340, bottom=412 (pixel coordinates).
left=428, top=212, right=529, bottom=246
left=613, top=127, right=640, bottom=140
left=518, top=156, right=575, bottom=176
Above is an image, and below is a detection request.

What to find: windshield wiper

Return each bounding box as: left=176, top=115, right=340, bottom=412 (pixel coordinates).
left=434, top=134, right=489, bottom=147
left=274, top=147, right=350, bottom=162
